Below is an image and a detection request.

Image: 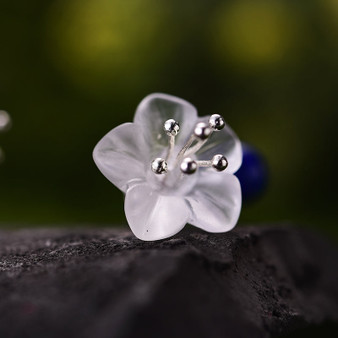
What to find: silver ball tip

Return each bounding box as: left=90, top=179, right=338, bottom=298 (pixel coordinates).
left=164, top=119, right=180, bottom=136
left=180, top=158, right=197, bottom=174
left=194, top=122, right=211, bottom=140
left=209, top=114, right=225, bottom=131
left=151, top=158, right=168, bottom=174
left=212, top=154, right=228, bottom=171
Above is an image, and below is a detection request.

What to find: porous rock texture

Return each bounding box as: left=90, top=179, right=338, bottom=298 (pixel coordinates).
left=0, top=225, right=337, bottom=338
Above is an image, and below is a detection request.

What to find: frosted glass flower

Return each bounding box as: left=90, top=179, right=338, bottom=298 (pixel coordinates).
left=93, top=93, right=242, bottom=241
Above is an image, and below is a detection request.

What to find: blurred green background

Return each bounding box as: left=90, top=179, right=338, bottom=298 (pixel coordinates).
left=0, top=0, right=337, bottom=235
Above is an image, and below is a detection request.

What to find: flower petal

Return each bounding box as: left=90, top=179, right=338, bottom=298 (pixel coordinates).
left=134, top=93, right=198, bottom=160
left=93, top=123, right=148, bottom=193
left=125, top=182, right=190, bottom=241
left=196, top=117, right=242, bottom=174
left=186, top=172, right=241, bottom=232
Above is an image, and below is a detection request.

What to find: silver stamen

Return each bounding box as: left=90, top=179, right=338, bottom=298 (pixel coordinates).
left=164, top=119, right=180, bottom=136
left=151, top=158, right=168, bottom=174
left=211, top=154, right=228, bottom=171
left=195, top=160, right=212, bottom=167
left=164, top=119, right=180, bottom=162
left=194, top=154, right=228, bottom=171
left=185, top=123, right=213, bottom=157
left=177, top=122, right=212, bottom=161
left=186, top=116, right=225, bottom=156
left=152, top=117, right=228, bottom=177
left=175, top=134, right=196, bottom=165
left=180, top=158, right=197, bottom=174
left=209, top=114, right=225, bottom=131
left=194, top=122, right=211, bottom=140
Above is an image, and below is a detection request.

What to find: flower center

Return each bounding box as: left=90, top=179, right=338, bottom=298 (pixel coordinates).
left=148, top=114, right=228, bottom=196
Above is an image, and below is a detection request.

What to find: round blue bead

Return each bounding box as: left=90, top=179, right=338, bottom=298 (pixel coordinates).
left=235, top=143, right=268, bottom=203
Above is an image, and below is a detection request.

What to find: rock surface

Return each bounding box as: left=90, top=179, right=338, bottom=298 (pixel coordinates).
left=0, top=225, right=337, bottom=338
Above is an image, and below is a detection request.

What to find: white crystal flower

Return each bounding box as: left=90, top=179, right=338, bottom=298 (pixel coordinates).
left=93, top=93, right=242, bottom=241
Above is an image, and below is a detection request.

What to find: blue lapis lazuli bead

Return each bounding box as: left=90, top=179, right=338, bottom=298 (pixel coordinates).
left=235, top=143, right=268, bottom=203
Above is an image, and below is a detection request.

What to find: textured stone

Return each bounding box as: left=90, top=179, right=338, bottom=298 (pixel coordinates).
left=0, top=225, right=337, bottom=338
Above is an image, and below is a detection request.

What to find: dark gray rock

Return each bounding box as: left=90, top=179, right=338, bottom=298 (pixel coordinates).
left=0, top=225, right=337, bottom=338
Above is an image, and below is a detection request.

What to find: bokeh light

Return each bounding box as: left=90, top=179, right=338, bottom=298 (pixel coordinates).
left=210, top=0, right=301, bottom=71
left=46, top=0, right=173, bottom=97
left=0, top=110, right=11, bottom=132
